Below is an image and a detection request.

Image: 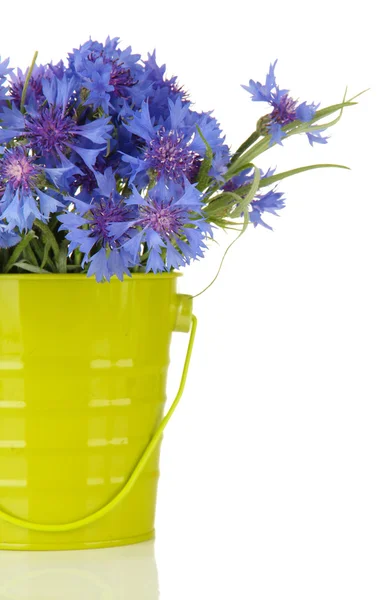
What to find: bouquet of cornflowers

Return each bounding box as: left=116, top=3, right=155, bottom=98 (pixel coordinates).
left=0, top=39, right=361, bottom=281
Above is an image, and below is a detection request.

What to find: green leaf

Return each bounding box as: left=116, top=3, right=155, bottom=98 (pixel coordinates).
left=260, top=163, right=350, bottom=188
left=73, top=248, right=82, bottom=266
left=204, top=191, right=244, bottom=217
left=4, top=230, right=37, bottom=273
left=212, top=219, right=247, bottom=231
left=13, top=261, right=50, bottom=274
left=30, top=238, right=44, bottom=262
left=23, top=242, right=39, bottom=267
left=195, top=126, right=214, bottom=192
left=40, top=240, right=51, bottom=270
left=34, top=219, right=60, bottom=262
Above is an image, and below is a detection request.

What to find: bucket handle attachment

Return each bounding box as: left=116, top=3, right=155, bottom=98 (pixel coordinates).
left=0, top=308, right=197, bottom=533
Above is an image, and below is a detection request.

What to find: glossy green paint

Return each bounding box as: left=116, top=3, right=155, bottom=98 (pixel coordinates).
left=0, top=274, right=194, bottom=551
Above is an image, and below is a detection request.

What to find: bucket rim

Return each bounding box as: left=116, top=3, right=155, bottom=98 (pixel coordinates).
left=0, top=272, right=182, bottom=281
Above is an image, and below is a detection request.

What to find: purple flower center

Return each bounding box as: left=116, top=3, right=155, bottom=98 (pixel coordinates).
left=87, top=51, right=136, bottom=98
left=144, top=128, right=200, bottom=181
left=141, top=199, right=182, bottom=236
left=90, top=197, right=134, bottom=244
left=25, top=107, right=76, bottom=155
left=9, top=74, right=44, bottom=107
left=271, top=94, right=297, bottom=125
left=109, top=60, right=136, bottom=98
left=0, top=148, right=39, bottom=191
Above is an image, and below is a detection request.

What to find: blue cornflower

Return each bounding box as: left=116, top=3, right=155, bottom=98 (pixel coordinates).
left=242, top=61, right=320, bottom=145
left=110, top=178, right=211, bottom=273
left=249, top=188, right=286, bottom=229
left=0, top=75, right=112, bottom=172
left=141, top=51, right=190, bottom=121
left=0, top=147, right=63, bottom=231
left=83, top=68, right=115, bottom=113
left=221, top=167, right=285, bottom=229
left=69, top=37, right=142, bottom=113
left=122, top=98, right=229, bottom=185
left=8, top=62, right=65, bottom=109
left=57, top=169, right=136, bottom=282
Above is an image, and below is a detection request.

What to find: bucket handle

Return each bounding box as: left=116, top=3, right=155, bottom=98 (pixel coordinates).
left=0, top=314, right=197, bottom=533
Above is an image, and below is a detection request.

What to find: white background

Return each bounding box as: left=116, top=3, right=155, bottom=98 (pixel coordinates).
left=0, top=1, right=385, bottom=598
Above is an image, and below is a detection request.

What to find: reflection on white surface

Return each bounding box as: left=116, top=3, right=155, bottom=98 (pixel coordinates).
left=0, top=541, right=158, bottom=599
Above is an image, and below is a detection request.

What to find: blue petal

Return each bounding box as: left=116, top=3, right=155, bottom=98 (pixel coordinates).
left=45, top=159, right=81, bottom=189
left=0, top=105, right=25, bottom=128
left=122, top=230, right=144, bottom=260
left=296, top=101, right=318, bottom=122
left=174, top=179, right=202, bottom=208
left=95, top=167, right=116, bottom=197
left=166, top=242, right=185, bottom=269
left=127, top=186, right=147, bottom=206
left=168, top=97, right=191, bottom=130
left=0, top=129, right=22, bottom=143
left=0, top=184, right=15, bottom=211
left=268, top=122, right=285, bottom=146
left=87, top=248, right=111, bottom=282
left=1, top=190, right=23, bottom=228
left=175, top=237, right=195, bottom=261
left=77, top=118, right=112, bottom=144
left=42, top=75, right=78, bottom=109
left=145, top=228, right=166, bottom=249
left=146, top=247, right=165, bottom=273
left=57, top=212, right=88, bottom=229
left=123, top=101, right=155, bottom=141
left=107, top=249, right=130, bottom=281
left=36, top=189, right=63, bottom=218
left=0, top=227, right=20, bottom=248
left=249, top=208, right=273, bottom=230
left=69, top=145, right=104, bottom=172
left=306, top=130, right=329, bottom=146
left=22, top=192, right=43, bottom=228
left=108, top=221, right=131, bottom=239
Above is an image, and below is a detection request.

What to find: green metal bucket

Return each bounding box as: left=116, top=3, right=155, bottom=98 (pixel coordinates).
left=0, top=274, right=195, bottom=550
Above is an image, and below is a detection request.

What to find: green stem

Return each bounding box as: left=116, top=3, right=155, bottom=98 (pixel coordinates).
left=230, top=131, right=260, bottom=166
left=34, top=219, right=60, bottom=262
left=193, top=211, right=250, bottom=299
left=4, top=230, right=36, bottom=273
left=57, top=240, right=68, bottom=273
left=20, top=51, right=38, bottom=113
left=74, top=249, right=82, bottom=266
left=230, top=117, right=269, bottom=165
